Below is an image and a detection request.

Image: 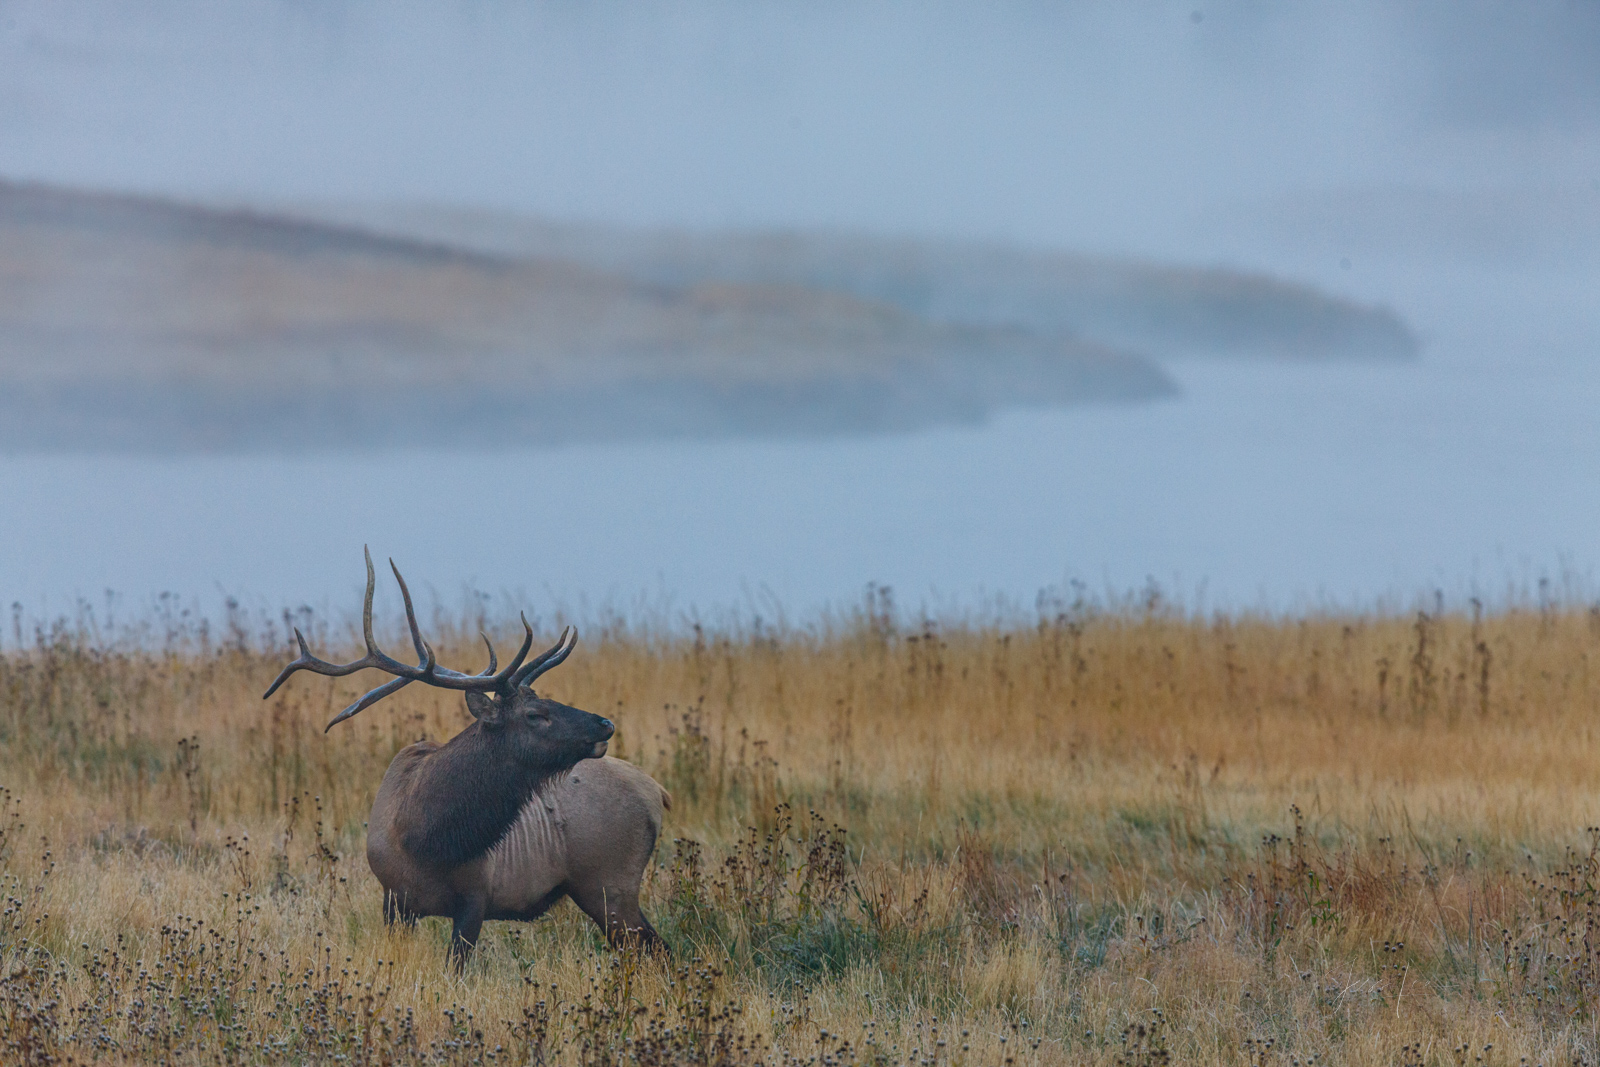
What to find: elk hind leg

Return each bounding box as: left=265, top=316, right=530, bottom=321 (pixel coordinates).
left=567, top=882, right=667, bottom=956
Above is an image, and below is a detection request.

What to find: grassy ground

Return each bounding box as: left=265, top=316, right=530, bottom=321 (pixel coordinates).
left=3, top=597, right=1600, bottom=1064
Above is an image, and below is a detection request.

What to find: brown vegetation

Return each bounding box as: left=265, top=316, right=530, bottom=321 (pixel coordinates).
left=3, top=596, right=1600, bottom=1064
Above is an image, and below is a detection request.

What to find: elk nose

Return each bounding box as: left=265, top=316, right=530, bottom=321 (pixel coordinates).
left=598, top=718, right=615, bottom=739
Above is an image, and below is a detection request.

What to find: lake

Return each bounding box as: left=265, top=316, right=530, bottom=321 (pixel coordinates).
left=4, top=326, right=1596, bottom=631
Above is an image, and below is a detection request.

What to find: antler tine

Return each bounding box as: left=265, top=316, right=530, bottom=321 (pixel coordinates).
left=361, top=545, right=381, bottom=658
left=325, top=676, right=413, bottom=732
left=414, top=614, right=531, bottom=689
left=261, top=629, right=310, bottom=699
left=352, top=547, right=439, bottom=679
left=510, top=625, right=578, bottom=689
left=347, top=556, right=530, bottom=691
left=495, top=613, right=536, bottom=682
left=262, top=625, right=390, bottom=699
left=388, top=557, right=429, bottom=665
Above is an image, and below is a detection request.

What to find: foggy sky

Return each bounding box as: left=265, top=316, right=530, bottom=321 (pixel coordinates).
left=1, top=1, right=1596, bottom=260
left=2, top=2, right=1598, bottom=619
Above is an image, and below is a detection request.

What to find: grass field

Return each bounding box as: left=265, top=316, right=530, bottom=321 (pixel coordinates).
left=3, top=594, right=1600, bottom=1065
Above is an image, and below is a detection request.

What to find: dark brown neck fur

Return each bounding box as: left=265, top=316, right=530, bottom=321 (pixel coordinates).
left=395, top=723, right=562, bottom=868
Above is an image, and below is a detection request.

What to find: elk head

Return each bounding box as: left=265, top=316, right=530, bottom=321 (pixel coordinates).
left=262, top=547, right=613, bottom=764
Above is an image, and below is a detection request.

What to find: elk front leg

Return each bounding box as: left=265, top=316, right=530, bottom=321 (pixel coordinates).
left=449, top=895, right=487, bottom=971
left=383, top=889, right=418, bottom=929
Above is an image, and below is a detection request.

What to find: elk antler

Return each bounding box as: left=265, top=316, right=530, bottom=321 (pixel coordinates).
left=510, top=623, right=577, bottom=689
left=261, top=547, right=574, bottom=731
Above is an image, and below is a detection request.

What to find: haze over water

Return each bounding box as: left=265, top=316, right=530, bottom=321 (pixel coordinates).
left=2, top=2, right=1597, bottom=624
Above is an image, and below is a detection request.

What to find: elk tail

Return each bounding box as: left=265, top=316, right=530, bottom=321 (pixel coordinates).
left=659, top=785, right=673, bottom=811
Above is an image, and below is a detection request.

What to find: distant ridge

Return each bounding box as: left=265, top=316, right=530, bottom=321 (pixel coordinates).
left=2, top=180, right=504, bottom=268
left=312, top=203, right=1421, bottom=363
left=2, top=180, right=1417, bottom=455
left=0, top=180, right=1177, bottom=453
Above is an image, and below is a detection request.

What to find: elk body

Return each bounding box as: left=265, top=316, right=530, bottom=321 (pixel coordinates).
left=265, top=550, right=669, bottom=968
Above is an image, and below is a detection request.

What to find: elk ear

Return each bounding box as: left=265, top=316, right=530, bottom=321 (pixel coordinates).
left=465, top=690, right=504, bottom=727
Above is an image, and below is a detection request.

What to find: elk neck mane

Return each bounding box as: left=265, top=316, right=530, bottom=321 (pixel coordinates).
left=395, top=721, right=567, bottom=869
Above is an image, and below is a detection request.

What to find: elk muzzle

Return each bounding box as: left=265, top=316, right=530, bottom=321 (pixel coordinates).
left=592, top=717, right=615, bottom=758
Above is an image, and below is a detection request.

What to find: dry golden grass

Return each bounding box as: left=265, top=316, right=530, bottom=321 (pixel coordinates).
left=4, top=598, right=1600, bottom=1065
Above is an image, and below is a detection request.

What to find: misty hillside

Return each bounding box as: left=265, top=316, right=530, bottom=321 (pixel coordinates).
left=313, top=205, right=1420, bottom=363
left=0, top=181, right=1172, bottom=453
left=0, top=181, right=1417, bottom=454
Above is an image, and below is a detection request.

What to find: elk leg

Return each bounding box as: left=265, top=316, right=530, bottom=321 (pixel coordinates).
left=566, top=882, right=668, bottom=956
left=383, top=890, right=418, bottom=929
left=617, top=914, right=666, bottom=956
left=449, top=895, right=487, bottom=971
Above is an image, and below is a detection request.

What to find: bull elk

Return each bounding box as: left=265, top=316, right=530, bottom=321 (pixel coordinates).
left=264, top=549, right=669, bottom=968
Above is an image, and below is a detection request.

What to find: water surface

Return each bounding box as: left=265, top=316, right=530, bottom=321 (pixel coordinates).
left=4, top=346, right=1596, bottom=629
